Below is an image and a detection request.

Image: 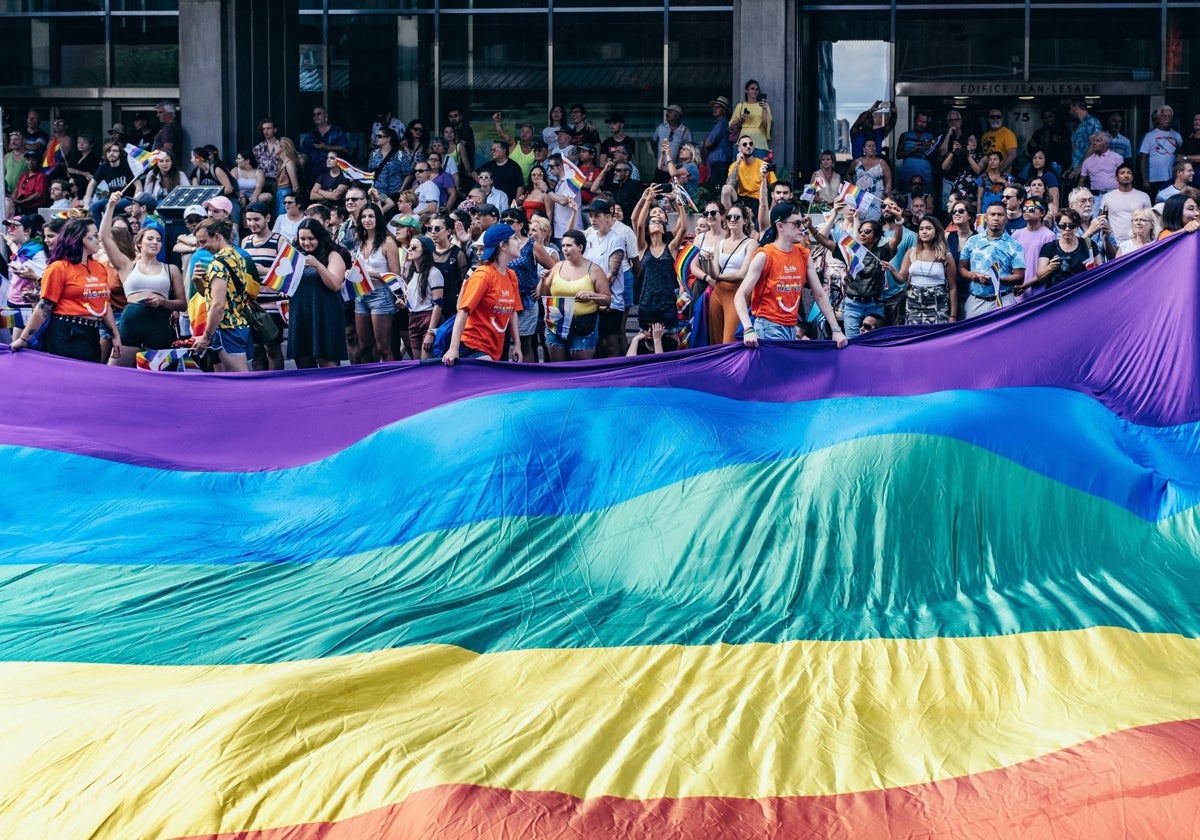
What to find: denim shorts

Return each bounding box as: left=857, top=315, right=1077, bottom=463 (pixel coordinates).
left=752, top=315, right=798, bottom=341
left=212, top=326, right=254, bottom=360
left=353, top=286, right=397, bottom=316
left=545, top=314, right=599, bottom=352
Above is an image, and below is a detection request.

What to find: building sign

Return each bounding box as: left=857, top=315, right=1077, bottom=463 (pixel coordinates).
left=896, top=81, right=1163, bottom=97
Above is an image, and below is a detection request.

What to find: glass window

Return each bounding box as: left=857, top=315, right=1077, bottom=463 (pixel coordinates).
left=668, top=10, right=733, bottom=134
left=111, top=0, right=178, bottom=10
left=1029, top=9, right=1159, bottom=81
left=0, top=0, right=102, bottom=11
left=325, top=13, right=432, bottom=161
left=113, top=14, right=179, bottom=86
left=553, top=11, right=662, bottom=173
left=812, top=13, right=891, bottom=160
left=0, top=17, right=107, bottom=86
left=440, top=12, right=548, bottom=160
left=896, top=10, right=1024, bottom=81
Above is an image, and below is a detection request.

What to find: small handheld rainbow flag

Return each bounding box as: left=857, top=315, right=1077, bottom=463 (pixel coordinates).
left=559, top=156, right=588, bottom=193
left=836, top=181, right=879, bottom=213
left=975, top=213, right=987, bottom=234
left=0, top=309, right=21, bottom=330
left=799, top=184, right=818, bottom=204
left=41, top=137, right=65, bottom=176
left=543, top=296, right=576, bottom=340
left=989, top=261, right=1005, bottom=306
left=124, top=144, right=166, bottom=177
left=262, top=241, right=305, bottom=297
left=672, top=183, right=699, bottom=213
left=136, top=348, right=201, bottom=372
left=334, top=158, right=375, bottom=183
left=344, top=255, right=377, bottom=299
left=838, top=234, right=869, bottom=278
left=381, top=272, right=404, bottom=296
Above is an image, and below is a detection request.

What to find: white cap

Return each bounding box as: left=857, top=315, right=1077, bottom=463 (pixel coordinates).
left=184, top=204, right=208, bottom=219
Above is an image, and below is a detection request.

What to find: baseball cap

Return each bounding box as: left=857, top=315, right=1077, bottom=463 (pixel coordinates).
left=183, top=204, right=208, bottom=219
left=5, top=214, right=43, bottom=232
left=203, top=195, right=233, bottom=214
left=479, top=223, right=515, bottom=261
left=130, top=192, right=158, bottom=210
left=531, top=140, right=548, bottom=150
left=555, top=126, right=572, bottom=136
left=109, top=122, right=125, bottom=134
left=769, top=202, right=797, bottom=226
left=665, top=104, right=683, bottom=115
left=475, top=203, right=500, bottom=217
left=387, top=215, right=421, bottom=236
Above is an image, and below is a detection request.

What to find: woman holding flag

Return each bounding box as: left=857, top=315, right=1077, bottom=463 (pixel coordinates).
left=289, top=218, right=348, bottom=368
left=536, top=229, right=610, bottom=362
left=98, top=192, right=184, bottom=365
left=142, top=151, right=189, bottom=202
left=352, top=201, right=401, bottom=362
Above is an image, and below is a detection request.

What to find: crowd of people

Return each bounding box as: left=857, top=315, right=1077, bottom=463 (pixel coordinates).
left=3, top=92, right=1197, bottom=368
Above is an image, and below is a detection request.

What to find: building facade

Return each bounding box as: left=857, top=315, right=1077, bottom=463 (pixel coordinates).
left=2, top=0, right=1198, bottom=184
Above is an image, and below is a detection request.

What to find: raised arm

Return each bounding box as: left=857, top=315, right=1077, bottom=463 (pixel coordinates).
left=99, top=193, right=133, bottom=274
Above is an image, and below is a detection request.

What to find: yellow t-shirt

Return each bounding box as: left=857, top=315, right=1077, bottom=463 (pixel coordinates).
left=734, top=157, right=777, bottom=200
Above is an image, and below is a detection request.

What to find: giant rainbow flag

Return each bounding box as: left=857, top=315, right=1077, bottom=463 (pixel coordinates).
left=3, top=233, right=1200, bottom=837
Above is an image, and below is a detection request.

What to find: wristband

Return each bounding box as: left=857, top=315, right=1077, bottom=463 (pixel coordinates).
left=744, top=327, right=756, bottom=335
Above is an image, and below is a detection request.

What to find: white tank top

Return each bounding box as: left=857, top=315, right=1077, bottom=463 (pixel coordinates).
left=909, top=258, right=946, bottom=288
left=124, top=262, right=170, bottom=298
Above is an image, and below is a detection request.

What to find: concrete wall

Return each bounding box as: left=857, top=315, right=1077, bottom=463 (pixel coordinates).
left=733, top=0, right=796, bottom=178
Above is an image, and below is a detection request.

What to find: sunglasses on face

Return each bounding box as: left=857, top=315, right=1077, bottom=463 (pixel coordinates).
left=704, top=210, right=722, bottom=217
left=952, top=207, right=968, bottom=215
left=429, top=225, right=445, bottom=232
left=727, top=214, right=743, bottom=221
left=415, top=168, right=429, bottom=173
left=858, top=227, right=876, bottom=235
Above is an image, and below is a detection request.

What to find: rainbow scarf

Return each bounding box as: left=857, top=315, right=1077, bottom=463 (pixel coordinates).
left=3, top=236, right=1200, bottom=837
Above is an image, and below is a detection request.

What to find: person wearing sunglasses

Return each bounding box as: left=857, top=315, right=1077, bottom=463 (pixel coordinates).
left=723, top=134, right=775, bottom=217
left=812, top=201, right=902, bottom=336
left=367, top=126, right=404, bottom=205
left=981, top=109, right=1017, bottom=173
left=735, top=202, right=846, bottom=348
left=1010, top=198, right=1054, bottom=300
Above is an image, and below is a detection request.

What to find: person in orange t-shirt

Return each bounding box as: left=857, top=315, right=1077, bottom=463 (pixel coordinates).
left=443, top=223, right=523, bottom=364
left=10, top=217, right=121, bottom=363
left=735, top=201, right=847, bottom=348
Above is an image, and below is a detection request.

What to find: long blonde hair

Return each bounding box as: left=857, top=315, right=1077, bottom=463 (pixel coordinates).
left=278, top=137, right=298, bottom=163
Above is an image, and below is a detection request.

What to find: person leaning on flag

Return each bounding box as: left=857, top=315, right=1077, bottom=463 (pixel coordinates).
left=735, top=202, right=847, bottom=349
left=442, top=224, right=523, bottom=366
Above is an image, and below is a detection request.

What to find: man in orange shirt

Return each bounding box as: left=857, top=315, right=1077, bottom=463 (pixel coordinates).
left=735, top=202, right=848, bottom=348
left=443, top=224, right=523, bottom=364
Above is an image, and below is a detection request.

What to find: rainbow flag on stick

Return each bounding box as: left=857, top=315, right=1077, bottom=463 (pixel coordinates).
left=344, top=255, right=377, bottom=300
left=41, top=137, right=65, bottom=176
left=0, top=310, right=20, bottom=330
left=135, top=348, right=200, bottom=372
left=124, top=144, right=166, bottom=177
left=799, top=184, right=818, bottom=204
left=989, top=261, right=1005, bottom=306
left=381, top=272, right=404, bottom=296
left=672, top=183, right=699, bottom=213
left=838, top=234, right=870, bottom=278
left=262, top=242, right=305, bottom=297
left=543, top=295, right=576, bottom=340
left=335, top=158, right=375, bottom=184
left=837, top=181, right=879, bottom=213
left=559, top=156, right=588, bottom=193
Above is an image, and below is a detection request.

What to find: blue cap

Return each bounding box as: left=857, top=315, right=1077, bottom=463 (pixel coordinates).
left=479, top=223, right=515, bottom=261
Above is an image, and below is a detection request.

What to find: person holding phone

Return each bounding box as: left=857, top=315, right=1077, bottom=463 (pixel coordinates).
left=730, top=79, right=772, bottom=157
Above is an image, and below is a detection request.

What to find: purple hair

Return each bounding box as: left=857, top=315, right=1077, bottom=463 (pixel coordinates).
left=48, top=218, right=95, bottom=264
